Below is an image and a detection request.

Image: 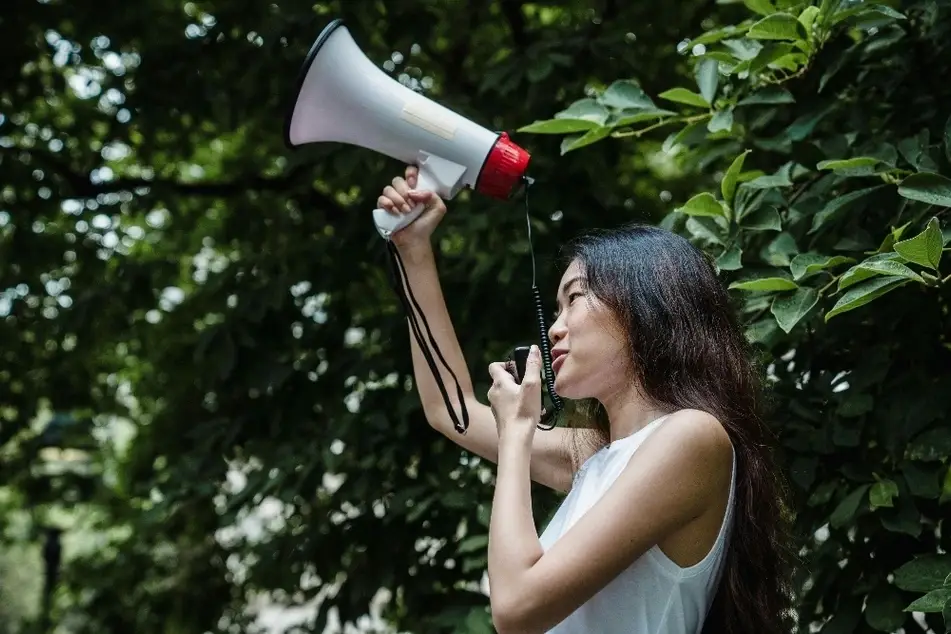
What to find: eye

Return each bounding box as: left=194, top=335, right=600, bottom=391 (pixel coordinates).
left=568, top=291, right=584, bottom=304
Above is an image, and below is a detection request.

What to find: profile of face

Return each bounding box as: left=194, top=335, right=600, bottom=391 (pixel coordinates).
left=547, top=259, right=632, bottom=402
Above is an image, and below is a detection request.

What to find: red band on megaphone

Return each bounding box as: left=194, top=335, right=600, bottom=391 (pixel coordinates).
left=476, top=132, right=531, bottom=200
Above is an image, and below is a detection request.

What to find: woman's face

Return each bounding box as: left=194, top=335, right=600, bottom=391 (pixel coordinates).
left=547, top=260, right=631, bottom=401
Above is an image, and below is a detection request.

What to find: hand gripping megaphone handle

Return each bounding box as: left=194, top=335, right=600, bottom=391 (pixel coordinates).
left=372, top=165, right=439, bottom=239
left=372, top=153, right=468, bottom=240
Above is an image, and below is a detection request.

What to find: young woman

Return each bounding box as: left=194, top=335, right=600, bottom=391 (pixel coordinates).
left=377, top=167, right=796, bottom=634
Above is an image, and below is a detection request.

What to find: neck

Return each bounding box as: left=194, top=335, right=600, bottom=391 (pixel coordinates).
left=600, top=383, right=671, bottom=442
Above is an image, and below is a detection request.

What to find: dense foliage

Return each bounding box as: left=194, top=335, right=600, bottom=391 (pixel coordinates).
left=1, top=0, right=949, bottom=633
left=523, top=0, right=951, bottom=630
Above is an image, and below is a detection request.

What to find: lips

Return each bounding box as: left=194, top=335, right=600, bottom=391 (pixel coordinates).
left=551, top=349, right=568, bottom=374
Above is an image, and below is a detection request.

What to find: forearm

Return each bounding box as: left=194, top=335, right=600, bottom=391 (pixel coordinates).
left=488, top=432, right=544, bottom=605
left=398, top=244, right=476, bottom=411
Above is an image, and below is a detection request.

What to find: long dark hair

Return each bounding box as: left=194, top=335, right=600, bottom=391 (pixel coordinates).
left=558, top=223, right=797, bottom=634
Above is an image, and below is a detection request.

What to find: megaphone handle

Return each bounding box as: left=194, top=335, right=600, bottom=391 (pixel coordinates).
left=372, top=165, right=441, bottom=239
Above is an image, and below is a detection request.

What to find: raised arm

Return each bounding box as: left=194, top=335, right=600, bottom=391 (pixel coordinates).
left=379, top=167, right=587, bottom=492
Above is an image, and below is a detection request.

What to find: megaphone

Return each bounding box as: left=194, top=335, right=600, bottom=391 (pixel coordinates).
left=284, top=19, right=532, bottom=239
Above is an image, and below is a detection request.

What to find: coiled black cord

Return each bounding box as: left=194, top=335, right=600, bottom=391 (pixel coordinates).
left=523, top=176, right=562, bottom=431
left=532, top=284, right=562, bottom=430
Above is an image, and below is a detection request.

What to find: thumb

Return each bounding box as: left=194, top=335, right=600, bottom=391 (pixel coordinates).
left=407, top=189, right=433, bottom=204
left=407, top=189, right=445, bottom=213
left=526, top=345, right=543, bottom=377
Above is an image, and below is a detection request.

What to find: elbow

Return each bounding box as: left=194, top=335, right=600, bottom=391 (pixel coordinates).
left=491, top=595, right=543, bottom=634
left=421, top=397, right=472, bottom=432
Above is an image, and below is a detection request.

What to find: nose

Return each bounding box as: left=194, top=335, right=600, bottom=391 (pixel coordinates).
left=548, top=313, right=567, bottom=346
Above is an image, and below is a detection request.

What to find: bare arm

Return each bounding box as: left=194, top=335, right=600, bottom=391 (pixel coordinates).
left=397, top=243, right=582, bottom=492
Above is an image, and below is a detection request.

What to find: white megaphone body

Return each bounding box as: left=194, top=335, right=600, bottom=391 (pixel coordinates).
left=284, top=19, right=531, bottom=239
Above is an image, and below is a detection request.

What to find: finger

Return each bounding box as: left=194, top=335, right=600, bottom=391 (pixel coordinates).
left=405, top=165, right=418, bottom=188
left=521, top=346, right=542, bottom=387
left=390, top=177, right=413, bottom=213
left=487, top=361, right=513, bottom=384
left=407, top=190, right=446, bottom=214
left=392, top=176, right=411, bottom=197
left=377, top=196, right=397, bottom=213
left=382, top=185, right=411, bottom=213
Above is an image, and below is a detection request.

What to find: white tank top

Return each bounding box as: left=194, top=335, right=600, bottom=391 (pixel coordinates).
left=538, top=414, right=736, bottom=634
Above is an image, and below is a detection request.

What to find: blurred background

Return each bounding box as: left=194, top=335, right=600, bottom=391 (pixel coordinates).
left=2, top=0, right=950, bottom=633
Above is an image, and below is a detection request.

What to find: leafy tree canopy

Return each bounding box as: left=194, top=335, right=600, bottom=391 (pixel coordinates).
left=1, top=0, right=950, bottom=633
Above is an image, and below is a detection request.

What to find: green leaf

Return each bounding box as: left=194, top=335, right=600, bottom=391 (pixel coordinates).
left=609, top=108, right=677, bottom=127
left=830, top=484, right=870, bottom=528
left=708, top=110, right=734, bottom=133
left=599, top=80, right=657, bottom=110
left=893, top=217, right=944, bottom=270
left=676, top=192, right=725, bottom=217
left=870, top=478, right=899, bottom=508
left=721, top=150, right=750, bottom=204
left=897, top=172, right=951, bottom=207
left=945, top=114, right=951, bottom=165
left=798, top=5, right=821, bottom=33
left=876, top=222, right=912, bottom=253
left=553, top=98, right=611, bottom=125
left=663, top=121, right=708, bottom=153
left=744, top=317, right=780, bottom=345
left=838, top=258, right=924, bottom=290
left=457, top=534, right=489, bottom=554
left=742, top=206, right=782, bottom=231
left=748, top=13, right=809, bottom=40
left=810, top=185, right=886, bottom=233
left=745, top=163, right=794, bottom=189
left=518, top=118, right=599, bottom=134
left=893, top=554, right=951, bottom=592
left=723, top=38, right=764, bottom=61
left=685, top=216, right=726, bottom=245
left=808, top=479, right=838, bottom=507
left=817, top=156, right=881, bottom=171
left=771, top=287, right=818, bottom=332
left=716, top=244, right=743, bottom=271
left=559, top=126, right=612, bottom=154
left=736, top=86, right=795, bottom=105
left=695, top=58, right=719, bottom=104
left=658, top=87, right=709, bottom=108
left=905, top=427, right=951, bottom=462
left=832, top=4, right=908, bottom=26
left=729, top=277, right=799, bottom=291
left=825, top=277, right=910, bottom=321
left=764, top=231, right=800, bottom=266
left=687, top=24, right=752, bottom=47
left=790, top=253, right=854, bottom=280
left=837, top=392, right=873, bottom=417
left=901, top=461, right=943, bottom=499
left=905, top=588, right=951, bottom=613
left=880, top=496, right=923, bottom=538
left=865, top=583, right=908, bottom=632
left=743, top=0, right=776, bottom=16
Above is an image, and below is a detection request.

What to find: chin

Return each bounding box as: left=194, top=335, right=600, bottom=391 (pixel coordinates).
left=553, top=372, right=583, bottom=400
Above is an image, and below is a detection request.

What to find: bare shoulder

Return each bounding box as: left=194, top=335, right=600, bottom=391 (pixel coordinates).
left=662, top=408, right=733, bottom=454
left=627, top=409, right=734, bottom=493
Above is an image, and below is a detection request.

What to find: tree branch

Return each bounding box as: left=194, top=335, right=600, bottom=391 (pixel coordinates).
left=500, top=0, right=528, bottom=50
left=2, top=146, right=347, bottom=215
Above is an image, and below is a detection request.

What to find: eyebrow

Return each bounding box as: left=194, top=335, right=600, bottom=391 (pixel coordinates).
left=553, top=276, right=584, bottom=319
left=560, top=276, right=582, bottom=297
